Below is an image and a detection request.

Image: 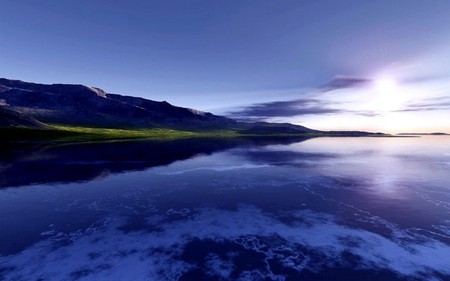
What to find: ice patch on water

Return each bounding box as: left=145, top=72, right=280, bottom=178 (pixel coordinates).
left=205, top=253, right=234, bottom=279
left=167, top=208, right=191, bottom=216
left=1, top=206, right=449, bottom=280
left=432, top=223, right=450, bottom=236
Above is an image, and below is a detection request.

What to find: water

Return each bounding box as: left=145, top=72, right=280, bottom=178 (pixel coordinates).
left=0, top=136, right=449, bottom=281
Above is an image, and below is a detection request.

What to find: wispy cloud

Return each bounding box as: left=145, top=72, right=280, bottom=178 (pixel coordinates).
left=228, top=76, right=378, bottom=120
left=397, top=96, right=450, bottom=112
left=320, top=76, right=371, bottom=92
left=229, top=98, right=343, bottom=119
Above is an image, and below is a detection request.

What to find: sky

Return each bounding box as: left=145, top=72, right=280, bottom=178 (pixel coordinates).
left=1, top=0, right=450, bottom=133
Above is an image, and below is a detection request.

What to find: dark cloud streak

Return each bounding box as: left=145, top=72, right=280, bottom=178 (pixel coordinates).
left=229, top=98, right=342, bottom=119
left=320, top=76, right=371, bottom=92
left=228, top=98, right=378, bottom=120
left=228, top=76, right=378, bottom=120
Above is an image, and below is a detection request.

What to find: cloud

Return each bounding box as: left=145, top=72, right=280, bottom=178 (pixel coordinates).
left=397, top=96, right=450, bottom=112
left=320, top=76, right=371, bottom=92
left=227, top=76, right=381, bottom=120
left=229, top=98, right=344, bottom=119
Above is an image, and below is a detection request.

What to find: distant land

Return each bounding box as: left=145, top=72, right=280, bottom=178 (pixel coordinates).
left=0, top=78, right=387, bottom=141
left=397, top=133, right=449, bottom=136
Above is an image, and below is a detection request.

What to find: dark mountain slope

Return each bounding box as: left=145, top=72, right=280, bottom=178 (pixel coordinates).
left=0, top=78, right=239, bottom=130
left=0, top=78, right=338, bottom=135
left=107, top=93, right=238, bottom=130
left=0, top=106, right=46, bottom=128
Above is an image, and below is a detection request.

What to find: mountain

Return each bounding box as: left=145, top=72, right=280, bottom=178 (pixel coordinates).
left=0, top=78, right=386, bottom=137
left=239, top=122, right=316, bottom=134
left=0, top=78, right=316, bottom=133
left=0, top=78, right=240, bottom=130
left=0, top=106, right=46, bottom=128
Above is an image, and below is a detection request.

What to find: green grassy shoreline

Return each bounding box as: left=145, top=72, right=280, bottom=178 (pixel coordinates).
left=0, top=126, right=199, bottom=141
left=0, top=125, right=393, bottom=142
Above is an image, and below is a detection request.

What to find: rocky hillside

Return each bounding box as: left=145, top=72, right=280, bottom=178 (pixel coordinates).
left=0, top=78, right=237, bottom=130
left=0, top=78, right=317, bottom=133
left=0, top=106, right=46, bottom=128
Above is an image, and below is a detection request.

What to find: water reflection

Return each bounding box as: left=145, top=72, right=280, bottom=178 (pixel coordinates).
left=0, top=136, right=449, bottom=280
left=0, top=137, right=311, bottom=188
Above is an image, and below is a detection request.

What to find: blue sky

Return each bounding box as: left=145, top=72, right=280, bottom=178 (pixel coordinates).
left=1, top=0, right=450, bottom=132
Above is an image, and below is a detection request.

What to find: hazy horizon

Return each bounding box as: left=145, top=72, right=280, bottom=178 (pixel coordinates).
left=1, top=1, right=450, bottom=133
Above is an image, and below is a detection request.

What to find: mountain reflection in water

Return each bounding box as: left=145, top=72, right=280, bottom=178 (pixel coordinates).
left=0, top=137, right=310, bottom=188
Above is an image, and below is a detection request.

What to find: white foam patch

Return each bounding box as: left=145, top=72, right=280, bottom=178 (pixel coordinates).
left=1, top=206, right=449, bottom=280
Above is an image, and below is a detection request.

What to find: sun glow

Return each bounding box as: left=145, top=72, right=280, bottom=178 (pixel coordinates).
left=375, top=77, right=398, bottom=94
left=372, top=76, right=404, bottom=112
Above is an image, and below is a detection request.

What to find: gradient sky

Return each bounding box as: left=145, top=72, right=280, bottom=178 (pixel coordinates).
left=1, top=0, right=450, bottom=133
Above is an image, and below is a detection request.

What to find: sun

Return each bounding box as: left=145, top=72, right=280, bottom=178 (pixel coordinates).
left=374, top=76, right=398, bottom=95
left=371, top=76, right=403, bottom=112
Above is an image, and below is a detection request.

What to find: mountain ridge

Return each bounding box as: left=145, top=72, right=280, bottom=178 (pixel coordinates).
left=0, top=78, right=385, bottom=138
left=0, top=78, right=316, bottom=134
left=0, top=78, right=237, bottom=130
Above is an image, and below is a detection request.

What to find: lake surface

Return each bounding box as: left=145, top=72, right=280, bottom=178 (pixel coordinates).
left=0, top=136, right=449, bottom=281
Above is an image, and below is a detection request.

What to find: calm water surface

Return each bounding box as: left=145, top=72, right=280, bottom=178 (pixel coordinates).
left=0, top=136, right=449, bottom=281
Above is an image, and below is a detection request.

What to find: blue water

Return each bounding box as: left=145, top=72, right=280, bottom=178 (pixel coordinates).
left=0, top=136, right=449, bottom=280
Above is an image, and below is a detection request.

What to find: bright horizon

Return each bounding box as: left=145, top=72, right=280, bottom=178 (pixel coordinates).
left=1, top=1, right=450, bottom=133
